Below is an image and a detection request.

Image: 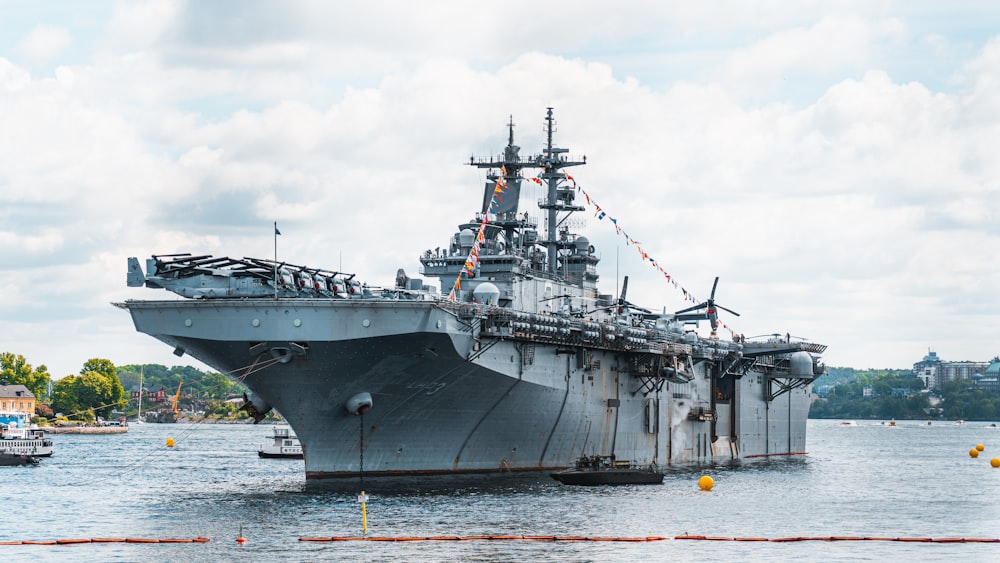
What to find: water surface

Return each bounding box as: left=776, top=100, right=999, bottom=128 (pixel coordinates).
left=3, top=419, right=999, bottom=561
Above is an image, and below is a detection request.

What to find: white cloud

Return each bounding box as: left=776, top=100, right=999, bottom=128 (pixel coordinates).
left=15, top=25, right=71, bottom=62
left=0, top=3, right=998, bottom=378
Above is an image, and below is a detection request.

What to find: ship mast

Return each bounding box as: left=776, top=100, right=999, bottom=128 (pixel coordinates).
left=461, top=108, right=591, bottom=286
left=537, top=107, right=586, bottom=274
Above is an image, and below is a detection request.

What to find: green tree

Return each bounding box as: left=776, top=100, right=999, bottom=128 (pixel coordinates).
left=50, top=376, right=83, bottom=418
left=82, top=358, right=116, bottom=380
left=79, top=358, right=127, bottom=417
left=0, top=352, right=51, bottom=400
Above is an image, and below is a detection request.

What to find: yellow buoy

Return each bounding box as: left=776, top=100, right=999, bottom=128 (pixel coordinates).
left=166, top=437, right=175, bottom=448
left=969, top=448, right=979, bottom=458
left=992, top=458, right=1000, bottom=468
left=698, top=475, right=714, bottom=491
left=976, top=443, right=985, bottom=452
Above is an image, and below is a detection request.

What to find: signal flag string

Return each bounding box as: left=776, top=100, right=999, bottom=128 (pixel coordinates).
left=448, top=167, right=509, bottom=300
left=561, top=173, right=737, bottom=336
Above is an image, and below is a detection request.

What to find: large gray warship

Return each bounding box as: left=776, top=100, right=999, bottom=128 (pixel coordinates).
left=118, top=108, right=826, bottom=479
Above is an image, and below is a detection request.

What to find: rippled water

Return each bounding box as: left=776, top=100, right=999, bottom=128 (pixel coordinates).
left=3, top=420, right=1000, bottom=562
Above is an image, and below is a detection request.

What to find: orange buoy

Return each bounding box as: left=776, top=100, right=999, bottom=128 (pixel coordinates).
left=991, top=457, right=1000, bottom=468
left=970, top=448, right=979, bottom=458
left=976, top=443, right=985, bottom=451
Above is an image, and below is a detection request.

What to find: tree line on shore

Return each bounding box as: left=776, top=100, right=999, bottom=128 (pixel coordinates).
left=1, top=352, right=251, bottom=422
left=809, top=367, right=1000, bottom=421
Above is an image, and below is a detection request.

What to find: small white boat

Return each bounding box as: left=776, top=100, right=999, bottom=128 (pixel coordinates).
left=0, top=412, right=54, bottom=457
left=258, top=425, right=303, bottom=459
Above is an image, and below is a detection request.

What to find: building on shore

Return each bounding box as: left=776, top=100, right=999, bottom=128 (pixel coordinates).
left=0, top=379, right=36, bottom=415
left=913, top=350, right=994, bottom=390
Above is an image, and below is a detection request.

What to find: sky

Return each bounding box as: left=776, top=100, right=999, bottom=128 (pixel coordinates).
left=1, top=1, right=998, bottom=378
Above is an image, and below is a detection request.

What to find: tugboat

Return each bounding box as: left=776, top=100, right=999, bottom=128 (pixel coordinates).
left=258, top=425, right=303, bottom=459
left=0, top=452, right=40, bottom=466
left=551, top=455, right=664, bottom=486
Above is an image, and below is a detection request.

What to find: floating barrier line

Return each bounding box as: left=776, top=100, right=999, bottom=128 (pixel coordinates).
left=0, top=537, right=210, bottom=546
left=297, top=535, right=1000, bottom=543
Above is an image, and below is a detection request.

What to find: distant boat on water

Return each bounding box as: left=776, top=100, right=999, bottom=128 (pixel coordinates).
left=0, top=411, right=54, bottom=456
left=0, top=451, right=39, bottom=466
left=551, top=455, right=663, bottom=486
left=258, top=425, right=303, bottom=459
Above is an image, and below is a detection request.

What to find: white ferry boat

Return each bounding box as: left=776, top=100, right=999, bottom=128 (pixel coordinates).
left=0, top=412, right=54, bottom=457
left=258, top=425, right=303, bottom=459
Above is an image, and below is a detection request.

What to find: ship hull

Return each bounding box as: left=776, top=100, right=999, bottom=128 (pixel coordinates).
left=125, top=298, right=812, bottom=479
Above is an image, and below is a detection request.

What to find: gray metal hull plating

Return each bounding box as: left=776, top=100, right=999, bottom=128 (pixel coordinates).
left=125, top=298, right=812, bottom=479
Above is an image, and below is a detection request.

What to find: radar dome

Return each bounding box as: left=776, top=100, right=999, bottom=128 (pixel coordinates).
left=472, top=282, right=501, bottom=305
left=459, top=229, right=475, bottom=248
left=789, top=351, right=814, bottom=377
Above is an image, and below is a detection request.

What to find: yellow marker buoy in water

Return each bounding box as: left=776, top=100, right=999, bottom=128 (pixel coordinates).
left=976, top=443, right=985, bottom=452
left=166, top=437, right=175, bottom=448
left=992, top=457, right=1000, bottom=468
left=969, top=448, right=979, bottom=458
left=698, top=475, right=714, bottom=491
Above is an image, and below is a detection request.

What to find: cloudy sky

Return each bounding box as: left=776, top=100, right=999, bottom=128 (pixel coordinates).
left=1, top=1, right=998, bottom=378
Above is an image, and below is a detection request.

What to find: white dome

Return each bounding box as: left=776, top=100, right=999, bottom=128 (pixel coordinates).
left=472, top=282, right=501, bottom=305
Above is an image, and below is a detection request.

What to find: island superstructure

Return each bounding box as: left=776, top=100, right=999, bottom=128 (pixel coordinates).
left=119, top=108, right=825, bottom=479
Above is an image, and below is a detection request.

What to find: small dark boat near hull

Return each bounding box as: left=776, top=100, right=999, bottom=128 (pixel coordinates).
left=258, top=451, right=304, bottom=459
left=551, top=455, right=663, bottom=486
left=0, top=452, right=40, bottom=466
left=551, top=468, right=664, bottom=486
